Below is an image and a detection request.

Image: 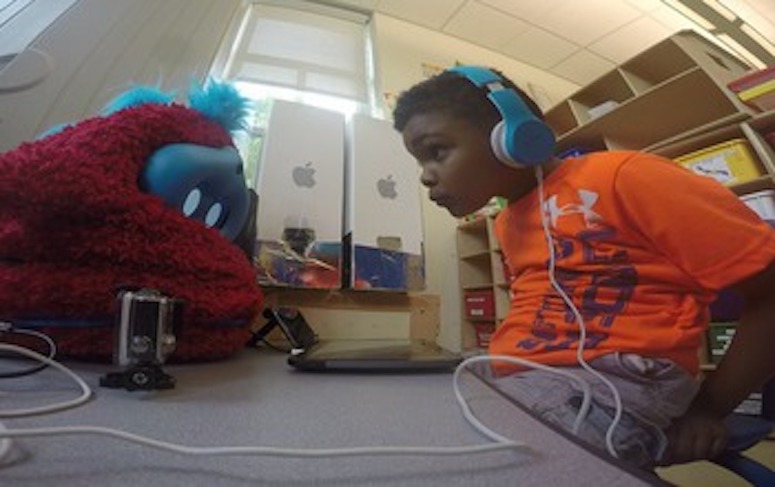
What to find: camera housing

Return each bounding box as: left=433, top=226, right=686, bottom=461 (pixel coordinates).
left=115, top=288, right=181, bottom=367
left=100, top=288, right=182, bottom=391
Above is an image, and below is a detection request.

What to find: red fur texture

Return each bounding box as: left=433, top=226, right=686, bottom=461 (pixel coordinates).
left=0, top=103, right=263, bottom=362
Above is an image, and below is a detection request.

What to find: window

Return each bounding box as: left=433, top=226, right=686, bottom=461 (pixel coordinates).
left=0, top=0, right=78, bottom=68
left=223, top=1, right=370, bottom=103
left=213, top=0, right=374, bottom=188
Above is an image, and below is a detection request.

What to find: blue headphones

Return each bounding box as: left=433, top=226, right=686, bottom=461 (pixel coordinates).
left=449, top=66, right=555, bottom=167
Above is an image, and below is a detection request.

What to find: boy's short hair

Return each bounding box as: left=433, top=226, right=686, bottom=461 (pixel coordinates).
left=392, top=68, right=545, bottom=133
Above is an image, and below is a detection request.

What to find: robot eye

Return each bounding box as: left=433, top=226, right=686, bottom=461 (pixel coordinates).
left=205, top=202, right=224, bottom=228
left=182, top=188, right=202, bottom=217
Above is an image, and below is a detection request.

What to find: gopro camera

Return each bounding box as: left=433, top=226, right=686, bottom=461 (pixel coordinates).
left=100, top=288, right=182, bottom=391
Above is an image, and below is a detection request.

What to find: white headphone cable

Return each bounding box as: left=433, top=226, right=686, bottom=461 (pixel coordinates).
left=452, top=354, right=593, bottom=443
left=534, top=164, right=624, bottom=458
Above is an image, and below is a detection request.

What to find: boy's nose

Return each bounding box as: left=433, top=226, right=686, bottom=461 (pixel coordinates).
left=420, top=167, right=436, bottom=187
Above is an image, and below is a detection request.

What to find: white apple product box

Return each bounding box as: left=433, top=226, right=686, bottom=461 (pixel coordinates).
left=344, top=114, right=425, bottom=291
left=254, top=99, right=345, bottom=289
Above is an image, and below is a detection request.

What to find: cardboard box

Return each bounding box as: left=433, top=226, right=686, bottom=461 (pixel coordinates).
left=464, top=290, right=495, bottom=319
left=735, top=76, right=775, bottom=112
left=675, top=139, right=764, bottom=186
left=475, top=323, right=495, bottom=348
left=727, top=66, right=775, bottom=93
left=741, top=189, right=775, bottom=222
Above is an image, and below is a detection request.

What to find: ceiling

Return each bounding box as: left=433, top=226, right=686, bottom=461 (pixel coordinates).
left=325, top=0, right=775, bottom=87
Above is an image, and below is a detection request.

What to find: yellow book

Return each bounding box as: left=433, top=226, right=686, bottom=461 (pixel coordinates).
left=738, top=79, right=775, bottom=101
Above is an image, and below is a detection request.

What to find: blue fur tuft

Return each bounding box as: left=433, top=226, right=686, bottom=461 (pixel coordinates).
left=102, top=85, right=176, bottom=115
left=37, top=122, right=73, bottom=139
left=188, top=79, right=250, bottom=133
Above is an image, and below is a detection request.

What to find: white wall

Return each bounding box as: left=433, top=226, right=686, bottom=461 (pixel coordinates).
left=0, top=0, right=242, bottom=152
left=371, top=14, right=580, bottom=352
left=372, top=14, right=579, bottom=114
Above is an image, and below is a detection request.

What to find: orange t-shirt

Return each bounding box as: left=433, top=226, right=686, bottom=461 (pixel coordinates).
left=491, top=151, right=775, bottom=375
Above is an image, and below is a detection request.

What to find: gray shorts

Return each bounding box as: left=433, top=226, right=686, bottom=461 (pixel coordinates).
left=488, top=353, right=700, bottom=468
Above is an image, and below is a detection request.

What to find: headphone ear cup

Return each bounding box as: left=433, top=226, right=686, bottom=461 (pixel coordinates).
left=490, top=120, right=522, bottom=169
left=450, top=65, right=556, bottom=167
left=491, top=117, right=556, bottom=168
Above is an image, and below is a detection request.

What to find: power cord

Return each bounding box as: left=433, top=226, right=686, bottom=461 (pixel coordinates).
left=0, top=424, right=520, bottom=458
left=0, top=342, right=524, bottom=465
left=0, top=343, right=92, bottom=417
left=0, top=421, right=9, bottom=463
left=0, top=322, right=57, bottom=379
left=0, top=342, right=92, bottom=465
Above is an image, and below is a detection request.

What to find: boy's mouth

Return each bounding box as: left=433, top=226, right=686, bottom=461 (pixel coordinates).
left=430, top=194, right=448, bottom=206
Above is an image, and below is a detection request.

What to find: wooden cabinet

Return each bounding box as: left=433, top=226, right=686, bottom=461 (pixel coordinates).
left=456, top=29, right=775, bottom=353
left=545, top=30, right=754, bottom=155
left=456, top=215, right=510, bottom=350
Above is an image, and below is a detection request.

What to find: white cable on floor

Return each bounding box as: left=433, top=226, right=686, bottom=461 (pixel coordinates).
left=0, top=342, right=525, bottom=462
left=0, top=343, right=92, bottom=417
left=0, top=420, right=10, bottom=461
left=0, top=424, right=521, bottom=458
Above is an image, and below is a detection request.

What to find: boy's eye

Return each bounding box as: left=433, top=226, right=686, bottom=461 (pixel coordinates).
left=428, top=145, right=448, bottom=161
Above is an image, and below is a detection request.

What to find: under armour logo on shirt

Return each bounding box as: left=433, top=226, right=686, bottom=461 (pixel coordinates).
left=544, top=189, right=602, bottom=229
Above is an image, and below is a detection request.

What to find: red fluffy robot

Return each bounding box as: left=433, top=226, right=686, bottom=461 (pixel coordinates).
left=0, top=80, right=263, bottom=365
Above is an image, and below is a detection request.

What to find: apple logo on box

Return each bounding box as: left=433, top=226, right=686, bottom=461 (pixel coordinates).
left=292, top=162, right=316, bottom=188
left=377, top=175, right=397, bottom=199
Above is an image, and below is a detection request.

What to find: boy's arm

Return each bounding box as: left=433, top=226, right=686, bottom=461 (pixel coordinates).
left=662, top=259, right=775, bottom=465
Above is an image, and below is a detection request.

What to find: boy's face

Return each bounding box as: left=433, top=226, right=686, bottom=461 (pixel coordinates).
left=401, top=111, right=528, bottom=218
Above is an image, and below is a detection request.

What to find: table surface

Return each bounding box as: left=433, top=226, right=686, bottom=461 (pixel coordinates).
left=0, top=349, right=666, bottom=486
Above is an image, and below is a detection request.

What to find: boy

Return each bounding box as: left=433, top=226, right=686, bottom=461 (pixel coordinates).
left=392, top=66, right=775, bottom=468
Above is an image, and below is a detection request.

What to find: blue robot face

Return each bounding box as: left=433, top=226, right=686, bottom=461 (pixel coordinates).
left=140, top=143, right=251, bottom=242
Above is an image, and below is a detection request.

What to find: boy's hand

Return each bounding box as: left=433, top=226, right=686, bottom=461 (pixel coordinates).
left=660, top=408, right=728, bottom=465
left=659, top=260, right=775, bottom=466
